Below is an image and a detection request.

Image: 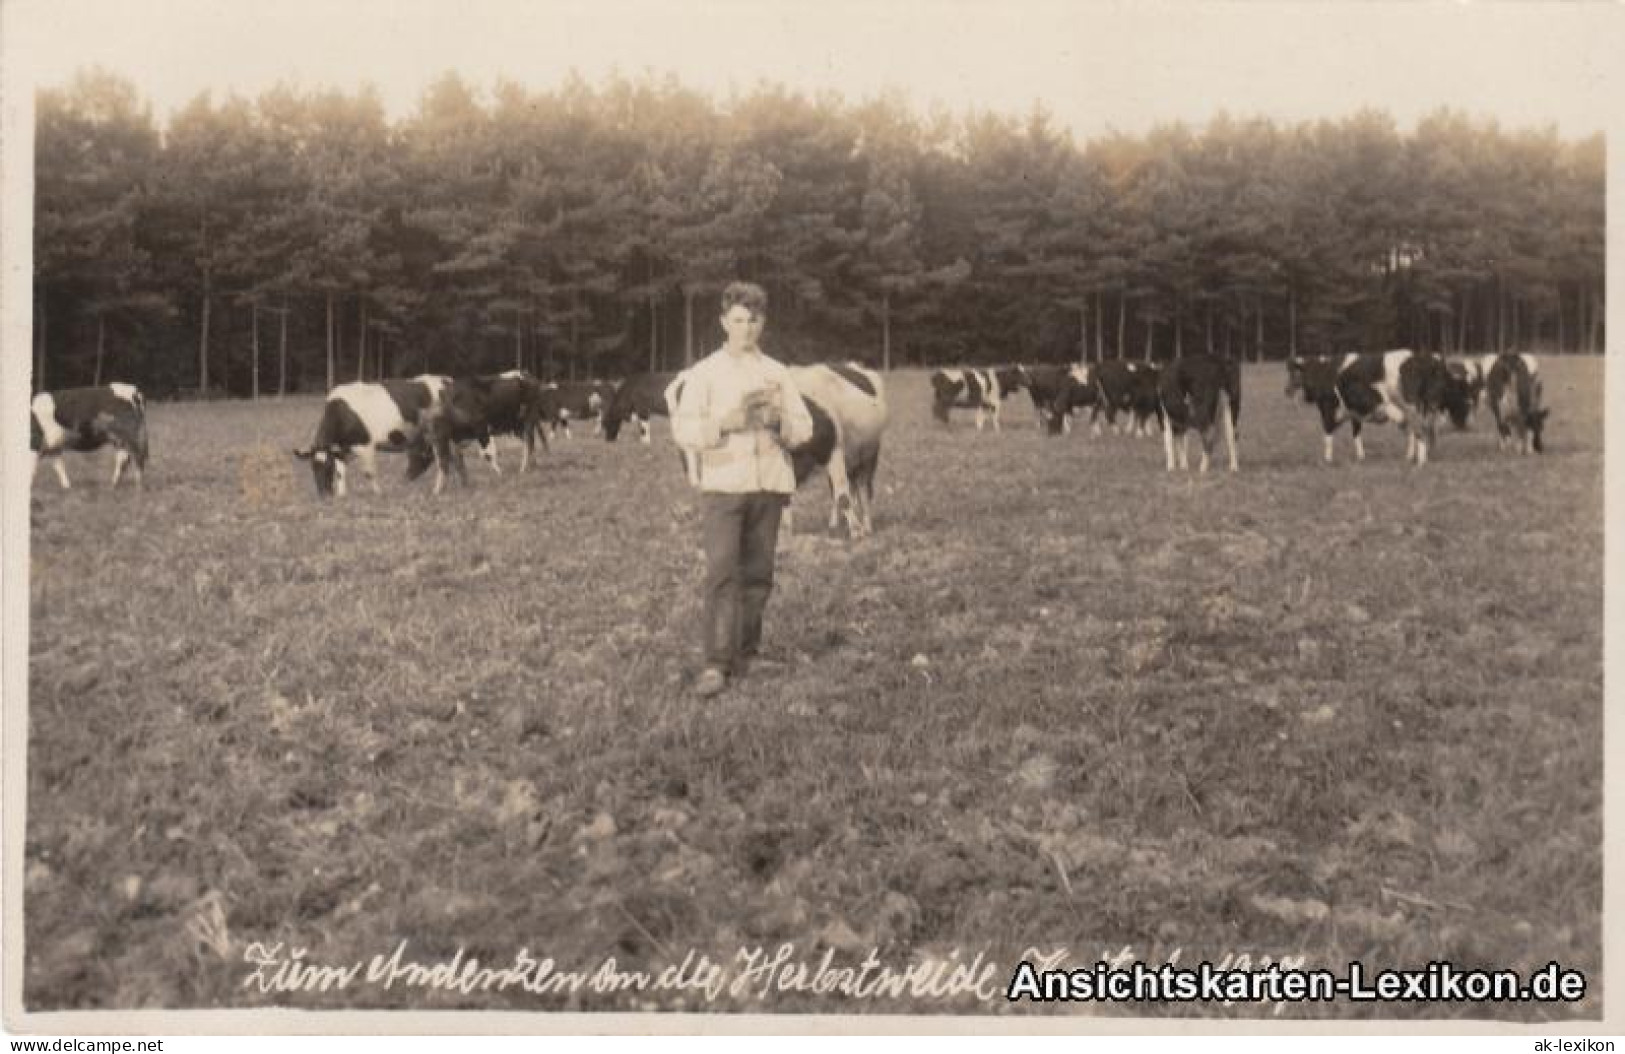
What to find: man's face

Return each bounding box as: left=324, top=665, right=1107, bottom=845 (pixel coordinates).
left=721, top=305, right=765, bottom=350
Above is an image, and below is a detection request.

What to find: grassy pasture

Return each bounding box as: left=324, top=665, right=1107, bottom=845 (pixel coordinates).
left=24, top=358, right=1603, bottom=1019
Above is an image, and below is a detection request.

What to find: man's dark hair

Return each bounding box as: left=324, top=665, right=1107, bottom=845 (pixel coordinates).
left=721, top=281, right=768, bottom=317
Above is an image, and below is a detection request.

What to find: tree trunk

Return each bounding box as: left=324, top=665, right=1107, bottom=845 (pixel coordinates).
left=640, top=298, right=653, bottom=371
left=1204, top=304, right=1213, bottom=355
left=1173, top=308, right=1183, bottom=360
left=1078, top=304, right=1087, bottom=367
left=1143, top=319, right=1154, bottom=363
left=1255, top=297, right=1264, bottom=362
left=35, top=284, right=46, bottom=392
left=199, top=263, right=212, bottom=394
left=355, top=298, right=369, bottom=381
left=1094, top=292, right=1104, bottom=362
left=93, top=312, right=106, bottom=387
left=251, top=303, right=260, bottom=400
left=683, top=289, right=695, bottom=366
left=325, top=293, right=336, bottom=390
left=278, top=308, right=288, bottom=396
left=1456, top=290, right=1468, bottom=353
left=882, top=291, right=893, bottom=372
left=517, top=308, right=525, bottom=371
left=1116, top=293, right=1126, bottom=359
left=1288, top=287, right=1298, bottom=357
left=570, top=287, right=580, bottom=380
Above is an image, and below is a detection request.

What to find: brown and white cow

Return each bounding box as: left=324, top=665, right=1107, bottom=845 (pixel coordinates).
left=1484, top=352, right=1547, bottom=454
left=30, top=383, right=149, bottom=489
left=929, top=366, right=1028, bottom=432
left=1159, top=355, right=1241, bottom=473
left=293, top=376, right=455, bottom=497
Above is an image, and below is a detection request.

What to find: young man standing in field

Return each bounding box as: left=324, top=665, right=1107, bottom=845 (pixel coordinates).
left=670, top=282, right=814, bottom=698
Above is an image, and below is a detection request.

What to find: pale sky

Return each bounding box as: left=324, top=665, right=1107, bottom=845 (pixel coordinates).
left=5, top=0, right=1620, bottom=140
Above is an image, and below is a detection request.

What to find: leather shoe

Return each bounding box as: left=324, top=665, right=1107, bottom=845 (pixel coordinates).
left=694, top=667, right=727, bottom=698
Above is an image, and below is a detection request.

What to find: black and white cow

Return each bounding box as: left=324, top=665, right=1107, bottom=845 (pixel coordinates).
left=1025, top=364, right=1088, bottom=435
left=1092, top=359, right=1164, bottom=436
left=1285, top=349, right=1464, bottom=465
left=404, top=369, right=548, bottom=481
left=1048, top=365, right=1104, bottom=436
left=1443, top=356, right=1492, bottom=426
left=1159, top=355, right=1241, bottom=472
left=785, top=363, right=889, bottom=538
left=603, top=372, right=677, bottom=443
left=929, top=366, right=1028, bottom=431
left=666, top=362, right=890, bottom=539
left=30, top=383, right=149, bottom=489
left=1484, top=352, right=1547, bottom=454
left=293, top=376, right=454, bottom=497
left=540, top=380, right=616, bottom=439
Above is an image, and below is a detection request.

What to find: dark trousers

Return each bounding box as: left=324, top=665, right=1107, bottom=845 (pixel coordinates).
left=700, top=491, right=787, bottom=673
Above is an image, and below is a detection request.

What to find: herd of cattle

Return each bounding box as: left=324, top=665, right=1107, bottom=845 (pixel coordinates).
left=934, top=347, right=1548, bottom=471
left=28, top=347, right=1550, bottom=532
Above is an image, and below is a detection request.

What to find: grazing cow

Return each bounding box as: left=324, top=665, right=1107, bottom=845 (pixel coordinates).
left=1286, top=349, right=1463, bottom=465
left=1047, top=366, right=1104, bottom=435
left=929, top=366, right=1028, bottom=431
left=1093, top=359, right=1164, bottom=436
left=667, top=363, right=889, bottom=539
left=404, top=370, right=548, bottom=481
left=603, top=372, right=677, bottom=443
left=1025, top=364, right=1087, bottom=435
left=293, top=376, right=454, bottom=497
left=785, top=363, right=889, bottom=538
left=1485, top=352, right=1547, bottom=454
left=30, top=383, right=149, bottom=489
left=1443, top=356, right=1491, bottom=425
left=540, top=380, right=616, bottom=439
left=1159, top=355, right=1241, bottom=472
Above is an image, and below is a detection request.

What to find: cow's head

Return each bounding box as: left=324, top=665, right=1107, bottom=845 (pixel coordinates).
left=998, top=365, right=1030, bottom=395
left=1440, top=373, right=1473, bottom=430
left=601, top=405, right=627, bottom=442
left=293, top=445, right=345, bottom=497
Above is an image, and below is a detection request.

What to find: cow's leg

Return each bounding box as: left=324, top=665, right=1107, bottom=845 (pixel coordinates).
left=358, top=448, right=382, bottom=495
left=1162, top=417, right=1177, bottom=471
left=639, top=416, right=652, bottom=445
left=973, top=406, right=985, bottom=432
left=1351, top=420, right=1366, bottom=462
left=333, top=457, right=348, bottom=498
left=111, top=448, right=130, bottom=487
left=990, top=405, right=1001, bottom=434
left=1220, top=397, right=1239, bottom=473
left=519, top=427, right=533, bottom=473
left=824, top=451, right=860, bottom=537
left=479, top=436, right=502, bottom=475
left=51, top=457, right=71, bottom=490
left=1322, top=433, right=1335, bottom=464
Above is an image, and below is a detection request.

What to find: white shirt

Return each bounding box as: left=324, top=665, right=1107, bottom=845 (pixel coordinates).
left=669, top=347, right=815, bottom=494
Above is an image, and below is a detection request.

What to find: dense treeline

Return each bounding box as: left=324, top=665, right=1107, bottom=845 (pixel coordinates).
left=33, top=68, right=1605, bottom=397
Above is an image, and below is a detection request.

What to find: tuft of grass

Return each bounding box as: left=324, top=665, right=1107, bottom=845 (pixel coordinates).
left=25, top=360, right=1602, bottom=1018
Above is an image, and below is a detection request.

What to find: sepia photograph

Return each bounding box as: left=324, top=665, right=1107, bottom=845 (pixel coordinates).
left=2, top=0, right=1617, bottom=1036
